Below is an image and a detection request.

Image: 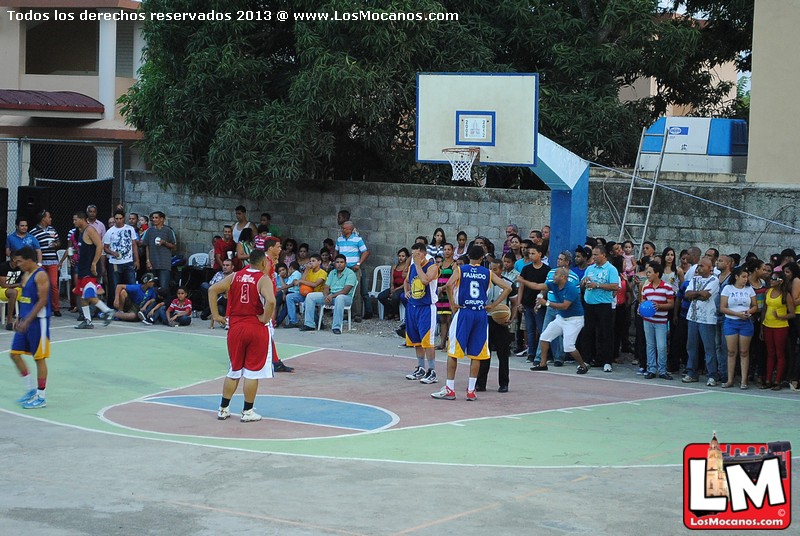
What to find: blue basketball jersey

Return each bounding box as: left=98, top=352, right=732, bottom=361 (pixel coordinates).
left=408, top=259, right=437, bottom=305
left=17, top=267, right=49, bottom=319
left=454, top=264, right=492, bottom=310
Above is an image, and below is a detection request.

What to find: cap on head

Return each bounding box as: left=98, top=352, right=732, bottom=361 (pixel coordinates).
left=141, top=273, right=156, bottom=284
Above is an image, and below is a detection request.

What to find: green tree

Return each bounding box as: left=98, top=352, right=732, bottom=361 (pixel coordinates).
left=122, top=0, right=753, bottom=195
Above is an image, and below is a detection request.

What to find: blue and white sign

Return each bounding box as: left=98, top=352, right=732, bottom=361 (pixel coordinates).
left=665, top=117, right=710, bottom=154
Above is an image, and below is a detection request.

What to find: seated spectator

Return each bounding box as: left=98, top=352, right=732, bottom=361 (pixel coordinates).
left=0, top=257, right=22, bottom=330
left=274, top=262, right=289, bottom=320
left=378, top=248, right=410, bottom=320
left=322, top=238, right=336, bottom=260
left=276, top=261, right=302, bottom=326
left=297, top=243, right=310, bottom=272
left=200, top=259, right=234, bottom=321
left=299, top=254, right=357, bottom=334
left=158, top=286, right=193, bottom=327
left=320, top=249, right=333, bottom=272
left=112, top=273, right=159, bottom=325
left=287, top=254, right=328, bottom=327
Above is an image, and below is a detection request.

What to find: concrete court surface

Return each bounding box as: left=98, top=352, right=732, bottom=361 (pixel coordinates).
left=1, top=315, right=798, bottom=535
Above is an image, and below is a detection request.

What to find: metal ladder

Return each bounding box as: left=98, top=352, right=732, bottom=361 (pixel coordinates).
left=618, top=126, right=668, bottom=259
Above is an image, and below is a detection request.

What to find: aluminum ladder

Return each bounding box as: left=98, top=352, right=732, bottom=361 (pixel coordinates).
left=618, top=127, right=668, bottom=259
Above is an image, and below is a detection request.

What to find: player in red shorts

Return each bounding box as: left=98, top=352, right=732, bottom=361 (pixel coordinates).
left=209, top=248, right=276, bottom=422
left=72, top=211, right=115, bottom=328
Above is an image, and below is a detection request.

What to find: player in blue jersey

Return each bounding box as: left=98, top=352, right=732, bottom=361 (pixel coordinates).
left=404, top=243, right=441, bottom=384
left=8, top=246, right=51, bottom=409
left=432, top=245, right=511, bottom=401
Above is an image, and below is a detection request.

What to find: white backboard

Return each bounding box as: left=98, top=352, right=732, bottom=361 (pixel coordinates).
left=416, top=72, right=539, bottom=166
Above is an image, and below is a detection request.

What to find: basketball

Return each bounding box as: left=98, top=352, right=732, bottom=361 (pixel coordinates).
left=638, top=300, right=657, bottom=318
left=489, top=304, right=512, bottom=323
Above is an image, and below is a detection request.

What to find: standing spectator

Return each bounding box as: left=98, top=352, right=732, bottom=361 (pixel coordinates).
left=502, top=224, right=519, bottom=255
left=515, top=244, right=550, bottom=363
left=435, top=243, right=456, bottom=350
left=213, top=225, right=237, bottom=270
left=580, top=246, right=620, bottom=372
left=143, top=211, right=177, bottom=292
left=336, top=220, right=373, bottom=321
left=259, top=212, right=281, bottom=237
left=641, top=261, right=675, bottom=380
left=231, top=205, right=257, bottom=243
left=235, top=228, right=255, bottom=268
left=453, top=231, right=469, bottom=261
left=719, top=266, right=757, bottom=389
left=760, top=270, right=795, bottom=390
left=6, top=218, right=41, bottom=262
left=30, top=210, right=61, bottom=317
left=427, top=228, right=446, bottom=258
left=681, top=258, right=721, bottom=384
left=86, top=204, right=107, bottom=291
left=103, top=210, right=140, bottom=302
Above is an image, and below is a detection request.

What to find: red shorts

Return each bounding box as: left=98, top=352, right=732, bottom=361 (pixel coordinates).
left=73, top=276, right=102, bottom=298
left=227, top=320, right=271, bottom=377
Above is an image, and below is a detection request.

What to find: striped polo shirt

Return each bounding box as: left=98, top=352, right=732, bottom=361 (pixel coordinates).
left=641, top=280, right=673, bottom=324
left=336, top=232, right=367, bottom=267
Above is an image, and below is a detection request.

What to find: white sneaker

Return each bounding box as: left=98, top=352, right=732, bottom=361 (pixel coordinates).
left=420, top=369, right=438, bottom=384
left=515, top=349, right=528, bottom=357
left=707, top=377, right=717, bottom=387
left=603, top=364, right=613, bottom=373
left=241, top=408, right=262, bottom=422
left=217, top=406, right=231, bottom=420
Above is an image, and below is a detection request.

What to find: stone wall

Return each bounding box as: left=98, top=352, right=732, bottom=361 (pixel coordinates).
left=124, top=170, right=800, bottom=268
left=123, top=171, right=551, bottom=266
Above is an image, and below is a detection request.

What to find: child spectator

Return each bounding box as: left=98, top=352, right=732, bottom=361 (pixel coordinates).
left=622, top=240, right=636, bottom=280
left=160, top=286, right=193, bottom=327
left=276, top=261, right=302, bottom=326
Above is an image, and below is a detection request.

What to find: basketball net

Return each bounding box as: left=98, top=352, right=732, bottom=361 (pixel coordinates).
left=442, top=147, right=480, bottom=182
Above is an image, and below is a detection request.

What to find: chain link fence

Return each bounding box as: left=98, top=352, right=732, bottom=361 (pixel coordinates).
left=0, top=138, right=123, bottom=247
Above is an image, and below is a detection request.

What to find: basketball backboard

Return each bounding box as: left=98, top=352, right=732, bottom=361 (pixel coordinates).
left=416, top=72, right=539, bottom=166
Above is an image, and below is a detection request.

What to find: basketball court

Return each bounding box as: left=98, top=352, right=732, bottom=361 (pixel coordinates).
left=1, top=317, right=798, bottom=535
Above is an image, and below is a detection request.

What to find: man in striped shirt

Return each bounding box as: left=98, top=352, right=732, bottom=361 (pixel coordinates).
left=30, top=210, right=61, bottom=317
left=641, top=261, right=674, bottom=380
left=336, top=220, right=372, bottom=321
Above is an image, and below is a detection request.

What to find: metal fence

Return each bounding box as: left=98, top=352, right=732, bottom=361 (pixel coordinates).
left=0, top=138, right=123, bottom=247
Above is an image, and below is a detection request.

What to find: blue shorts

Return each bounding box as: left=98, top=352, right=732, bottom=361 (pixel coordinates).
left=11, top=317, right=50, bottom=360
left=723, top=317, right=754, bottom=337
left=405, top=302, right=436, bottom=348
left=447, top=308, right=489, bottom=360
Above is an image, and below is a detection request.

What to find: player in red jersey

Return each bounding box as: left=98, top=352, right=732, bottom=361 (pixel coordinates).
left=209, top=249, right=276, bottom=422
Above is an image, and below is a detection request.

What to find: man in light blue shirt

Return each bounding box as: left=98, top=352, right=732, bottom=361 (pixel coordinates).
left=580, top=246, right=620, bottom=372
left=336, top=220, right=373, bottom=321
left=300, top=254, right=357, bottom=334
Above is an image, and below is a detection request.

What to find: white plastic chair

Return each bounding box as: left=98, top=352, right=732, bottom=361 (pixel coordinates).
left=368, top=265, right=392, bottom=319
left=316, top=280, right=358, bottom=331
left=188, top=252, right=210, bottom=268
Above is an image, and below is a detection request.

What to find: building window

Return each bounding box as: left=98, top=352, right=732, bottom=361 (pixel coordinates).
left=25, top=13, right=99, bottom=75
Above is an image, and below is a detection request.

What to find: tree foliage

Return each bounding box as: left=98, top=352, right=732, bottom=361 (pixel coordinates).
left=121, top=0, right=753, bottom=195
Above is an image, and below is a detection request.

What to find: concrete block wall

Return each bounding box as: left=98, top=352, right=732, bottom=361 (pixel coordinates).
left=124, top=171, right=551, bottom=268
left=124, top=170, right=800, bottom=269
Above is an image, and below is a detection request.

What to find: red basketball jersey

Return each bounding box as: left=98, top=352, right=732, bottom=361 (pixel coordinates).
left=227, top=268, right=267, bottom=326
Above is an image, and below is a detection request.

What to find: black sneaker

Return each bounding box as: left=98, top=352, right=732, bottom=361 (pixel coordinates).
left=395, top=325, right=406, bottom=338
left=659, top=372, right=674, bottom=380
left=274, top=360, right=295, bottom=373
left=553, top=361, right=564, bottom=367
left=644, top=372, right=656, bottom=379
left=298, top=325, right=314, bottom=332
